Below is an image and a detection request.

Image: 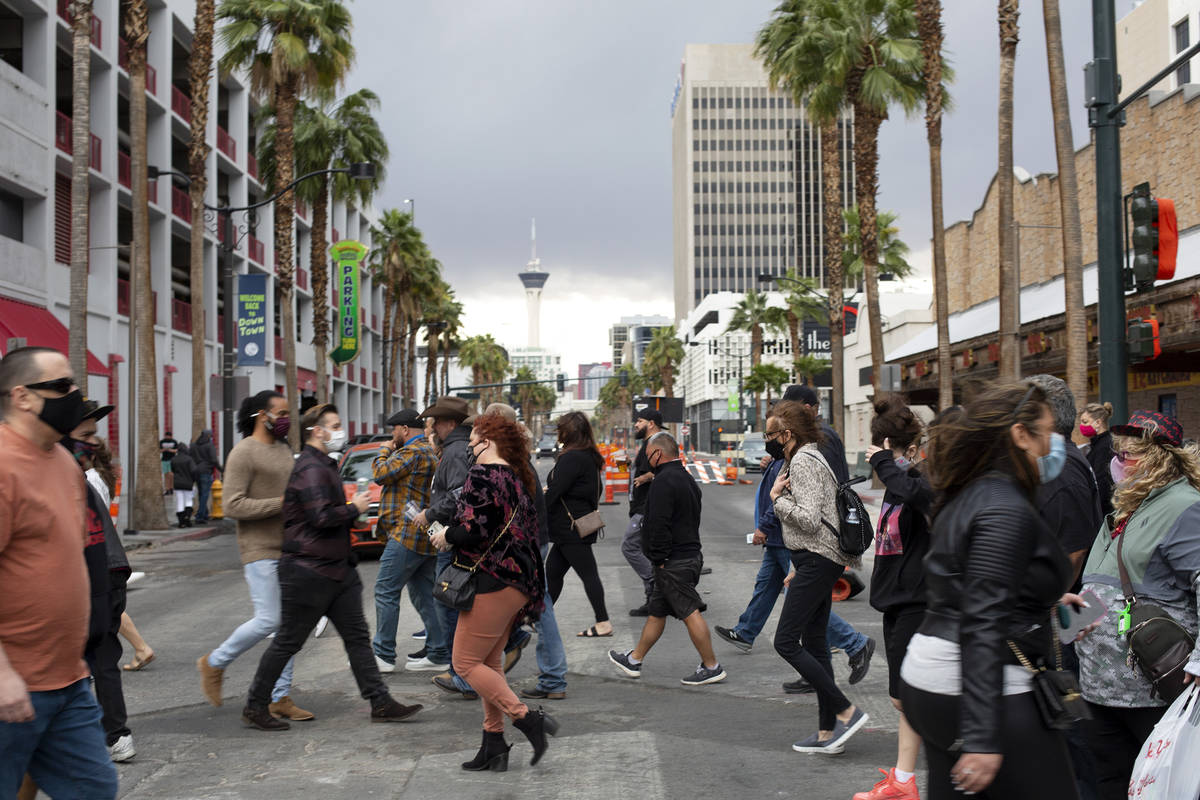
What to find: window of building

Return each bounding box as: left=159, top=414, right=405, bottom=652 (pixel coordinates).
left=1177, top=19, right=1192, bottom=84
left=693, top=119, right=699, bottom=130
left=0, top=186, right=22, bottom=241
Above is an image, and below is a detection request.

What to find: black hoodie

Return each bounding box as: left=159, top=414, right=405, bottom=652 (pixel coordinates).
left=867, top=450, right=933, bottom=613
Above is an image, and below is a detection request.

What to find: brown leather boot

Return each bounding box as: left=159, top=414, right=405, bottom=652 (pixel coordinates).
left=197, top=653, right=224, bottom=707
left=269, top=695, right=316, bottom=721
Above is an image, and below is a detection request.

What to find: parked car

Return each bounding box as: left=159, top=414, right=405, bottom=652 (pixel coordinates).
left=537, top=435, right=559, bottom=459
left=742, top=433, right=769, bottom=472
left=336, top=443, right=386, bottom=557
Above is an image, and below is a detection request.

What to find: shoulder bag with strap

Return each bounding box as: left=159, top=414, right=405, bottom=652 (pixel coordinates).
left=561, top=468, right=605, bottom=538
left=1116, top=521, right=1196, bottom=701
left=432, top=510, right=516, bottom=612
left=800, top=451, right=874, bottom=556
left=1007, top=612, right=1092, bottom=730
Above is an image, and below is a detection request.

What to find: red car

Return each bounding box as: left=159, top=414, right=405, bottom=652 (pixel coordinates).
left=338, top=442, right=386, bottom=557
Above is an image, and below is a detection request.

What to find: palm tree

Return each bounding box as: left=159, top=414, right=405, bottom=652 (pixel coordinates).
left=126, top=0, right=164, bottom=529
left=915, top=0, right=954, bottom=409
left=439, top=298, right=464, bottom=399
left=457, top=334, right=508, bottom=411
left=726, top=289, right=787, bottom=430
left=997, top=0, right=1021, bottom=380
left=218, top=0, right=356, bottom=446
left=261, top=89, right=388, bottom=403
left=421, top=279, right=454, bottom=407
left=756, top=3, right=853, bottom=436
left=187, top=0, right=215, bottom=439
left=1043, top=0, right=1086, bottom=404
left=405, top=256, right=441, bottom=407
left=641, top=327, right=685, bottom=399
left=369, top=209, right=424, bottom=411
left=842, top=207, right=913, bottom=283
left=68, top=0, right=93, bottom=384
left=793, top=355, right=830, bottom=386
left=744, top=363, right=791, bottom=409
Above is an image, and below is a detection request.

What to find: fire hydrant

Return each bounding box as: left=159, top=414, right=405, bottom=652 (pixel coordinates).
left=211, top=479, right=224, bottom=520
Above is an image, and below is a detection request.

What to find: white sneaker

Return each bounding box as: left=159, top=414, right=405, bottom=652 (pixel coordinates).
left=109, top=734, right=136, bottom=762
left=405, top=656, right=450, bottom=672
left=127, top=571, right=146, bottom=585
left=375, top=654, right=396, bottom=674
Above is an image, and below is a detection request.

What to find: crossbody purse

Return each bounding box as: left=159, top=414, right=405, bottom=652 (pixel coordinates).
left=1007, top=613, right=1092, bottom=730
left=432, top=510, right=516, bottom=612
left=560, top=468, right=606, bottom=538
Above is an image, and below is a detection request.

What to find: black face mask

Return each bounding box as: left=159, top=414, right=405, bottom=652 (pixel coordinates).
left=765, top=438, right=786, bottom=461
left=37, top=389, right=85, bottom=436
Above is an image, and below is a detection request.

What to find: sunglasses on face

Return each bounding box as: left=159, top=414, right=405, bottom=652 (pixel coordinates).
left=23, top=378, right=76, bottom=395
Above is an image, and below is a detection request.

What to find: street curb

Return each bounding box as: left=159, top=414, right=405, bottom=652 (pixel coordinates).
left=122, top=523, right=229, bottom=552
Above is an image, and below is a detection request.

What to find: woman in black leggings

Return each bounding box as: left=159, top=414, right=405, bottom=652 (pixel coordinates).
left=544, top=412, right=611, bottom=637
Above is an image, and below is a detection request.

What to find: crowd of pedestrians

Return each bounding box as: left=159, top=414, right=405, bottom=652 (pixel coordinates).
left=4, top=343, right=1200, bottom=800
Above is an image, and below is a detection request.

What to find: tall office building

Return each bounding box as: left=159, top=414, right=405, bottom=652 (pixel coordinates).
left=671, top=44, right=854, bottom=321
left=609, top=314, right=673, bottom=368
left=518, top=218, right=548, bottom=347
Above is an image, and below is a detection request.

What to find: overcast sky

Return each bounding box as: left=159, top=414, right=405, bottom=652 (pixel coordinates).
left=344, top=1, right=1119, bottom=373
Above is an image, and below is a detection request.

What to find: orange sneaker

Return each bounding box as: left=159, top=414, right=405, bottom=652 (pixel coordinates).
left=852, top=768, right=921, bottom=800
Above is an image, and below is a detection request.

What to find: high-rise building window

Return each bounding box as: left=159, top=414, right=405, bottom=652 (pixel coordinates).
left=1176, top=19, right=1191, bottom=85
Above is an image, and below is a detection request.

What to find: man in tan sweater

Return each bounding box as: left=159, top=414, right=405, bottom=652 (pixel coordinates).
left=196, top=390, right=313, bottom=722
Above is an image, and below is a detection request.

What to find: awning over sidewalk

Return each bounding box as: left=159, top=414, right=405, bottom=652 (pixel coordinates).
left=0, top=295, right=111, bottom=376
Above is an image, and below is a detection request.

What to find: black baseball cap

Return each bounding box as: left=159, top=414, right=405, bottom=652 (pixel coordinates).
left=783, top=385, right=819, bottom=406
left=385, top=408, right=423, bottom=427
left=634, top=407, right=663, bottom=425
left=81, top=399, right=114, bottom=422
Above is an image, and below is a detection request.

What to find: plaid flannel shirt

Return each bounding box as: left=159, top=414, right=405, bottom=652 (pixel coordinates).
left=372, top=435, right=438, bottom=555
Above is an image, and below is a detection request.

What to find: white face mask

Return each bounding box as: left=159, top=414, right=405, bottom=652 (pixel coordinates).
left=324, top=428, right=347, bottom=452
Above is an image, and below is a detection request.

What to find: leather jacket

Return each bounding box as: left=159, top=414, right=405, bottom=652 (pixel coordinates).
left=920, top=471, right=1073, bottom=753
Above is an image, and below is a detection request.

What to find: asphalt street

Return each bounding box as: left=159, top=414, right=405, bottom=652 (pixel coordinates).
left=96, top=459, right=919, bottom=800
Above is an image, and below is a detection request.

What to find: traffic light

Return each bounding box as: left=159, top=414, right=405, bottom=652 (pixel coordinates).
left=1127, top=318, right=1161, bottom=364
left=509, top=380, right=517, bottom=397
left=556, top=373, right=566, bottom=392
left=619, top=371, right=629, bottom=387
left=1129, top=182, right=1178, bottom=290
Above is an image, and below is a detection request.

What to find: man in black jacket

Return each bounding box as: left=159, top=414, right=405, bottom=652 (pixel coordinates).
left=412, top=396, right=478, bottom=699
left=624, top=408, right=665, bottom=617
left=608, top=434, right=726, bottom=686
left=241, top=404, right=422, bottom=731
left=191, top=430, right=220, bottom=524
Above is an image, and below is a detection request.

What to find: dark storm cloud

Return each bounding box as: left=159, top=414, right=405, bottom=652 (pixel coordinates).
left=345, top=1, right=1098, bottom=289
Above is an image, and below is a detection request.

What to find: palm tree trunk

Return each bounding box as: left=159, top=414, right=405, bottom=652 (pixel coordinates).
left=389, top=305, right=403, bottom=404
left=68, top=0, right=92, bottom=384
left=441, top=332, right=451, bottom=398
left=310, top=175, right=330, bottom=403
left=188, top=0, right=214, bottom=439
left=787, top=311, right=800, bottom=373
left=997, top=0, right=1021, bottom=381
left=916, top=0, right=953, bottom=409
left=852, top=100, right=887, bottom=395
left=126, top=1, right=163, bottom=529
left=751, top=324, right=763, bottom=431
left=406, top=322, right=420, bottom=407
left=380, top=287, right=392, bottom=410
left=1043, top=0, right=1086, bottom=404
left=425, top=330, right=438, bottom=407
left=272, top=77, right=300, bottom=447
left=820, top=118, right=846, bottom=438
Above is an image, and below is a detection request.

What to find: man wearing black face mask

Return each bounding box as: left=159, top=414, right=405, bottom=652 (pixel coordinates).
left=623, top=408, right=665, bottom=616
left=0, top=347, right=118, bottom=798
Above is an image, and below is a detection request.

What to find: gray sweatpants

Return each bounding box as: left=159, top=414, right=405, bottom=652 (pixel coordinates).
left=621, top=513, right=654, bottom=601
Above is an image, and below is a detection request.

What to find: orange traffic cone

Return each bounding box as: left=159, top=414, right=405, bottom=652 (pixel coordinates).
left=600, top=467, right=618, bottom=505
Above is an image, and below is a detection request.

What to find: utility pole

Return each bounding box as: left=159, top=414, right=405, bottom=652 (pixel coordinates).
left=1087, top=0, right=1127, bottom=423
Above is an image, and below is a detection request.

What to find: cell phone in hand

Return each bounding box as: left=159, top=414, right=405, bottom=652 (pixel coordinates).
left=746, top=533, right=757, bottom=545
left=1059, top=589, right=1107, bottom=644
left=427, top=521, right=447, bottom=539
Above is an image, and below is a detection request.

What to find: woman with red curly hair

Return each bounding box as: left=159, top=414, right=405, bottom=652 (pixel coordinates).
left=430, top=412, right=558, bottom=771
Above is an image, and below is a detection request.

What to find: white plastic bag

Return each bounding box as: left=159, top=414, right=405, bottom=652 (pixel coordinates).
left=1128, top=684, right=1200, bottom=799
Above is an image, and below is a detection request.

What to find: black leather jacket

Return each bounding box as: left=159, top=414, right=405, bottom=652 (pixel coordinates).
left=920, top=471, right=1073, bottom=753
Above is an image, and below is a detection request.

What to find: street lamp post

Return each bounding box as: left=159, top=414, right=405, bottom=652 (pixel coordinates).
left=149, top=162, right=376, bottom=462
left=404, top=198, right=415, bottom=222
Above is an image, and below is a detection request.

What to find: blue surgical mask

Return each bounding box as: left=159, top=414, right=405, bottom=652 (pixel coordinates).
left=1038, top=432, right=1067, bottom=483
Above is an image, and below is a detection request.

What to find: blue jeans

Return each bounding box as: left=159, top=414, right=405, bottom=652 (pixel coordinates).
left=733, top=547, right=866, bottom=656
left=434, top=549, right=474, bottom=693
left=0, top=679, right=118, bottom=799
left=373, top=539, right=449, bottom=665
left=208, top=559, right=294, bottom=702
left=534, top=543, right=568, bottom=692
left=732, top=546, right=793, bottom=643
left=194, top=471, right=214, bottom=521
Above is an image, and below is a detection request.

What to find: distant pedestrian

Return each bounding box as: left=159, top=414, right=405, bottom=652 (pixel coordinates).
left=241, top=403, right=422, bottom=731
left=69, top=402, right=136, bottom=764
left=428, top=411, right=555, bottom=769
left=768, top=400, right=868, bottom=755
left=370, top=408, right=444, bottom=674
left=545, top=411, right=611, bottom=637
left=852, top=396, right=931, bottom=800
left=1079, top=401, right=1116, bottom=517
left=192, top=430, right=221, bottom=524
left=0, top=346, right=118, bottom=798
left=171, top=443, right=197, bottom=527
left=160, top=429, right=178, bottom=495
left=608, top=433, right=726, bottom=686
left=623, top=407, right=665, bottom=616
left=198, top=391, right=312, bottom=722
left=781, top=385, right=875, bottom=685
left=412, top=396, right=477, bottom=699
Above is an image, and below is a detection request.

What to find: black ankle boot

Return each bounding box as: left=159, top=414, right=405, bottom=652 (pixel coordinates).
left=182, top=507, right=194, bottom=527
left=461, top=730, right=511, bottom=772
left=175, top=511, right=186, bottom=528
left=513, top=706, right=559, bottom=766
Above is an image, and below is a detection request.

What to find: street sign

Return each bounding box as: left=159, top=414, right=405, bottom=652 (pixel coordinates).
left=681, top=424, right=691, bottom=436
left=802, top=320, right=832, bottom=360
left=209, top=374, right=249, bottom=412
left=330, top=240, right=367, bottom=364
left=235, top=273, right=267, bottom=367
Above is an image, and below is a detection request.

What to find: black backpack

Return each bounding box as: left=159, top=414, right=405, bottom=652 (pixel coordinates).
left=803, top=453, right=874, bottom=556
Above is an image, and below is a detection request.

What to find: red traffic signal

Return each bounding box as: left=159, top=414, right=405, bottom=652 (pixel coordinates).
left=1127, top=318, right=1161, bottom=364
left=1157, top=198, right=1177, bottom=281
